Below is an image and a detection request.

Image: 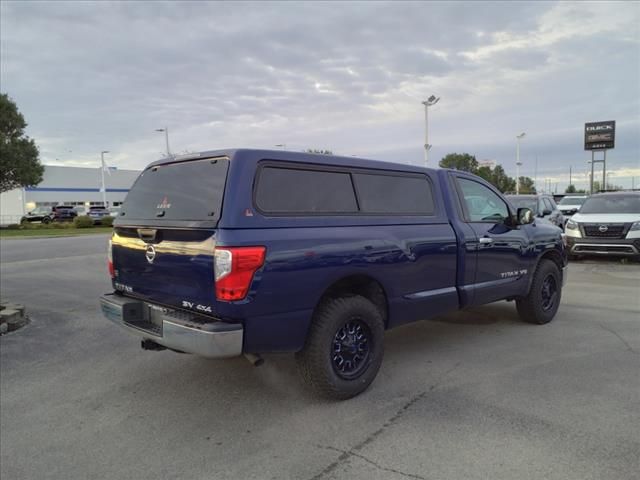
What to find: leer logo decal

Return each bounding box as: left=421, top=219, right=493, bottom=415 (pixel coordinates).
left=156, top=196, right=172, bottom=209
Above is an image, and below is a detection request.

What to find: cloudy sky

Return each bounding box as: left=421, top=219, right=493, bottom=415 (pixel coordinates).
left=1, top=0, right=639, bottom=191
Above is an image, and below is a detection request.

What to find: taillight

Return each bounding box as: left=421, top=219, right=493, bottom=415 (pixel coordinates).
left=214, top=246, right=266, bottom=301
left=107, top=239, right=115, bottom=278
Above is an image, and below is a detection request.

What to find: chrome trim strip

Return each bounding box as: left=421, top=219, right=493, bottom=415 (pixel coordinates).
left=404, top=286, right=457, bottom=300
left=571, top=243, right=638, bottom=255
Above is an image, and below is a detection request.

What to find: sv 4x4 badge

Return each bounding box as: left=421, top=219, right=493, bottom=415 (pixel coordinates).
left=182, top=301, right=213, bottom=313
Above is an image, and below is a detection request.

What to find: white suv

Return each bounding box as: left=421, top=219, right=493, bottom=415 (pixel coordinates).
left=564, top=192, right=640, bottom=259
left=558, top=195, right=588, bottom=218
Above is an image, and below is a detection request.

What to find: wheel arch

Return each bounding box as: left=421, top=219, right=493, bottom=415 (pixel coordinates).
left=539, top=248, right=564, bottom=273
left=314, top=274, right=390, bottom=328
left=526, top=248, right=564, bottom=293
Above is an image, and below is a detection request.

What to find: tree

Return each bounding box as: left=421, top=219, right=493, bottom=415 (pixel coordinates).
left=438, top=152, right=520, bottom=193
left=517, top=176, right=536, bottom=194
left=489, top=165, right=516, bottom=193
left=0, top=93, right=43, bottom=193
left=439, top=153, right=478, bottom=173
left=565, top=184, right=577, bottom=193
left=475, top=165, right=493, bottom=183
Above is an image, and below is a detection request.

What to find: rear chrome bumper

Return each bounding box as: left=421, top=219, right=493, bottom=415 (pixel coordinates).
left=100, top=294, right=243, bottom=358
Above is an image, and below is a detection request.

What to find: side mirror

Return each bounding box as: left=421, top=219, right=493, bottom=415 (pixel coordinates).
left=517, top=208, right=534, bottom=225
left=542, top=209, right=552, bottom=216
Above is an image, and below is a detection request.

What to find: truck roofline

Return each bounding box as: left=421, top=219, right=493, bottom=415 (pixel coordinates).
left=146, top=148, right=438, bottom=175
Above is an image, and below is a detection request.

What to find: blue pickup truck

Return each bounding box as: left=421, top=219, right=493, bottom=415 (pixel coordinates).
left=101, top=149, right=567, bottom=399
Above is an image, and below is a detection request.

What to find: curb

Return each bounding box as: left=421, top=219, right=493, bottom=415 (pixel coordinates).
left=0, top=302, right=28, bottom=334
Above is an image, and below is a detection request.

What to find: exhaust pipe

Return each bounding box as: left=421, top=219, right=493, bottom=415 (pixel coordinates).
left=244, top=353, right=264, bottom=367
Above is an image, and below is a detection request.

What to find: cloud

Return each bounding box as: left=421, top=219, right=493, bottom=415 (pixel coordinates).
left=1, top=0, right=639, bottom=191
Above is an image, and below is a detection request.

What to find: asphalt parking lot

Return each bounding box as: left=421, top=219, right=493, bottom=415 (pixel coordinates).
left=1, top=234, right=639, bottom=480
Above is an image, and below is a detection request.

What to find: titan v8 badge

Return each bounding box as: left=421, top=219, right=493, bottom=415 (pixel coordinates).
left=500, top=269, right=528, bottom=279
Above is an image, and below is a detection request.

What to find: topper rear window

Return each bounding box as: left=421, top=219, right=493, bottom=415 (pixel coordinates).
left=119, top=158, right=229, bottom=223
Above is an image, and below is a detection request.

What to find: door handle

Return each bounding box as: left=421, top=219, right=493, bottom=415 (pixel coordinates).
left=479, top=237, right=493, bottom=244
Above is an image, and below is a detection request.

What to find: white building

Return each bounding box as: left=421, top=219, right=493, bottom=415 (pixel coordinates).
left=0, top=165, right=141, bottom=225
left=478, top=159, right=497, bottom=169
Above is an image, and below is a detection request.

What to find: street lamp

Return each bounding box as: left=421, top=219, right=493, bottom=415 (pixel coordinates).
left=422, top=95, right=440, bottom=166
left=155, top=127, right=171, bottom=156
left=100, top=150, right=109, bottom=207
left=515, top=132, right=526, bottom=194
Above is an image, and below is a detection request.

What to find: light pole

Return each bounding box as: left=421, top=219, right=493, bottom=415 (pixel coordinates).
left=569, top=165, right=572, bottom=188
left=422, top=95, right=440, bottom=166
left=155, top=127, right=171, bottom=157
left=100, top=150, right=109, bottom=207
left=515, top=132, right=526, bottom=194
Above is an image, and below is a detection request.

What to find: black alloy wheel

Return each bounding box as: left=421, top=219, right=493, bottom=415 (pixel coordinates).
left=540, top=274, right=558, bottom=312
left=296, top=295, right=385, bottom=400
left=516, top=259, right=562, bottom=325
left=332, top=318, right=371, bottom=380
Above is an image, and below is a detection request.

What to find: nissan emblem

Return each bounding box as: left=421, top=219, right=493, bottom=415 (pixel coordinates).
left=145, top=244, right=156, bottom=263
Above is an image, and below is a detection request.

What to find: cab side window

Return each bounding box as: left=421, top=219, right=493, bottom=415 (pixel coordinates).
left=457, top=178, right=509, bottom=222
left=543, top=198, right=554, bottom=213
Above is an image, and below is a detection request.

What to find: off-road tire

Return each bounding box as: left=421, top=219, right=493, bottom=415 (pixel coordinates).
left=516, top=259, right=562, bottom=324
left=42, top=216, right=51, bottom=224
left=295, top=295, right=384, bottom=400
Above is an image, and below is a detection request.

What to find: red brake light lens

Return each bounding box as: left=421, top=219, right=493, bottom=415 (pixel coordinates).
left=108, top=239, right=115, bottom=278
left=214, top=246, right=265, bottom=301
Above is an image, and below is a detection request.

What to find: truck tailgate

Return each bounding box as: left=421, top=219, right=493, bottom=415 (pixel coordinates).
left=111, top=228, right=217, bottom=314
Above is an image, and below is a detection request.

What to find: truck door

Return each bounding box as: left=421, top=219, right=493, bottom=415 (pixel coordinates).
left=453, top=175, right=532, bottom=305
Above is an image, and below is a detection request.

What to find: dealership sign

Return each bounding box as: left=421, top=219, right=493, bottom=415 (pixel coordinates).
left=584, top=120, right=615, bottom=150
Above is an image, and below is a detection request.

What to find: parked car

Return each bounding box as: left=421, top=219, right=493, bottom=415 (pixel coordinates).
left=20, top=205, right=77, bottom=224
left=100, top=149, right=568, bottom=399
left=506, top=194, right=564, bottom=229
left=564, top=192, right=640, bottom=259
left=108, top=206, right=121, bottom=217
left=74, top=206, right=88, bottom=216
left=558, top=195, right=588, bottom=217
left=88, top=206, right=110, bottom=224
